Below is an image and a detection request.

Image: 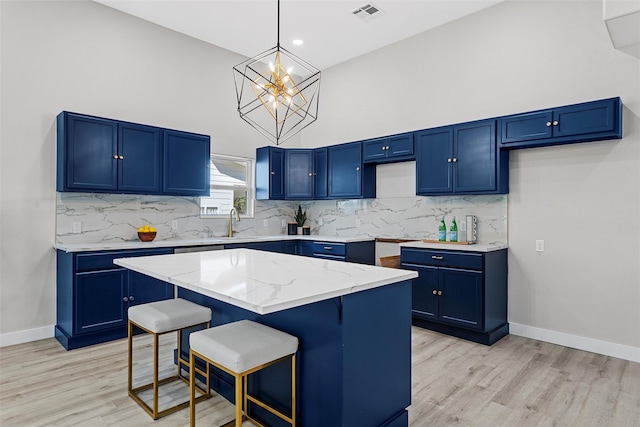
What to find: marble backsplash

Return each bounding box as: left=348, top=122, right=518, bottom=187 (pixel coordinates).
left=56, top=193, right=507, bottom=245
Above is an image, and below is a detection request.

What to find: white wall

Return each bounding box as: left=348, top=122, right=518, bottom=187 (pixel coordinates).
left=302, top=0, right=640, bottom=358
left=0, top=0, right=271, bottom=343
left=2, top=0, right=638, bottom=359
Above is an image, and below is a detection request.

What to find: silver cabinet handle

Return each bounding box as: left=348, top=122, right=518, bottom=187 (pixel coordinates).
left=123, top=296, right=129, bottom=302
left=323, top=246, right=333, bottom=250
left=118, top=155, right=124, bottom=160
left=447, top=158, right=452, bottom=163
left=356, top=167, right=360, bottom=171
left=452, top=158, right=458, bottom=163
left=113, top=154, right=118, bottom=159
left=309, top=173, right=313, bottom=176
left=546, top=121, right=552, bottom=127
left=432, top=289, right=437, bottom=295
left=438, top=290, right=443, bottom=296
left=431, top=255, right=443, bottom=260
left=553, top=120, right=559, bottom=126
left=129, top=296, right=134, bottom=301
left=271, top=171, right=275, bottom=175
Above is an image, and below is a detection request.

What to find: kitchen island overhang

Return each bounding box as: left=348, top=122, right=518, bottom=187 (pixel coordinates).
left=115, top=249, right=418, bottom=427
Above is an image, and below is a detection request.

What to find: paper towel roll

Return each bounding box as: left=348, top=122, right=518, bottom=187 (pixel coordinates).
left=466, top=215, right=477, bottom=243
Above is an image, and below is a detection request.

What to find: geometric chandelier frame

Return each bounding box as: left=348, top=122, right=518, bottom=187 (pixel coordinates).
left=233, top=0, right=321, bottom=145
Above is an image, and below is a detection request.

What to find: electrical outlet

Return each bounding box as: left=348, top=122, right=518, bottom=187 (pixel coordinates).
left=318, top=218, right=323, bottom=226
left=355, top=219, right=362, bottom=228
left=263, top=219, right=268, bottom=227
left=281, top=219, right=286, bottom=227
left=72, top=222, right=82, bottom=234
left=171, top=220, right=178, bottom=230
left=535, top=240, right=545, bottom=252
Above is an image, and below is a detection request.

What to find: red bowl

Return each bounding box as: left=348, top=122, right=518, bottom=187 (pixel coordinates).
left=137, top=231, right=157, bottom=242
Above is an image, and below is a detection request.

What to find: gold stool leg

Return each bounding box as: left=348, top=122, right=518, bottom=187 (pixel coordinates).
left=235, top=373, right=243, bottom=427
left=190, top=350, right=196, bottom=427
left=128, top=321, right=133, bottom=394
left=153, top=332, right=159, bottom=419
left=291, top=354, right=296, bottom=427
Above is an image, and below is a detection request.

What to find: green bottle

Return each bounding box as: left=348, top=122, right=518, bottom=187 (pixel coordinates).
left=450, top=216, right=458, bottom=242
left=438, top=217, right=446, bottom=242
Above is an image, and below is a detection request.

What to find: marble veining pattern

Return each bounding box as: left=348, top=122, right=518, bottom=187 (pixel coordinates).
left=114, top=249, right=418, bottom=314
left=57, top=193, right=507, bottom=245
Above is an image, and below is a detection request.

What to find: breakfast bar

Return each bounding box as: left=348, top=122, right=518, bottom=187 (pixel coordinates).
left=115, top=248, right=417, bottom=427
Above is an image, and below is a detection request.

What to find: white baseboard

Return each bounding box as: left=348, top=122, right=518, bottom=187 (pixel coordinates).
left=509, top=322, right=640, bottom=363
left=0, top=325, right=55, bottom=348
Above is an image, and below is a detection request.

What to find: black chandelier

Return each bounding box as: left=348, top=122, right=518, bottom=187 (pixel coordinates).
left=233, top=0, right=321, bottom=145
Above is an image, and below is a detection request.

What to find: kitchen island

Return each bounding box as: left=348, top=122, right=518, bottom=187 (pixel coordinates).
left=115, top=249, right=417, bottom=427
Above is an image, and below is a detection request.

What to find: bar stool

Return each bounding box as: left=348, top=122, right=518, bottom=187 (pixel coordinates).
left=128, top=298, right=212, bottom=419
left=189, top=320, right=298, bottom=427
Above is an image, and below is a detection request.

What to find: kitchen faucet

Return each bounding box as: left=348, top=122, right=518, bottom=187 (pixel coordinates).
left=228, top=207, right=240, bottom=237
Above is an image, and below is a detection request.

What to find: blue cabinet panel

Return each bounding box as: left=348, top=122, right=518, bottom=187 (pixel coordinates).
left=256, top=147, right=285, bottom=200
left=454, top=120, right=497, bottom=193
left=438, top=268, right=482, bottom=330
left=499, top=97, right=622, bottom=149
left=314, top=148, right=328, bottom=199
left=362, top=138, right=388, bottom=162
left=285, top=149, right=314, bottom=199
left=163, top=130, right=210, bottom=196
left=57, top=112, right=118, bottom=192
left=328, top=142, right=363, bottom=198
left=75, top=269, right=127, bottom=335
left=118, top=123, right=162, bottom=194
left=415, top=126, right=453, bottom=194
left=409, top=265, right=438, bottom=320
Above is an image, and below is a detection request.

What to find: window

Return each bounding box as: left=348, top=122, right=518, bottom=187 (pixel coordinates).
left=200, top=154, right=254, bottom=218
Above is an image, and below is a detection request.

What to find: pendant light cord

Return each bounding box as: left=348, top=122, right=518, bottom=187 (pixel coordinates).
left=277, top=0, right=280, bottom=48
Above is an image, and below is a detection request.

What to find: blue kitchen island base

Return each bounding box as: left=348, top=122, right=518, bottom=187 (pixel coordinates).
left=178, top=279, right=412, bottom=427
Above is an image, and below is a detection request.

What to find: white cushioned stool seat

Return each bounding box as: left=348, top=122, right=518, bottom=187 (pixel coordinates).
left=128, top=298, right=212, bottom=333
left=190, top=320, right=298, bottom=373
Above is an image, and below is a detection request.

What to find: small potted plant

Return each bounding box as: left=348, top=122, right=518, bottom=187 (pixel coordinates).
left=293, top=205, right=310, bottom=235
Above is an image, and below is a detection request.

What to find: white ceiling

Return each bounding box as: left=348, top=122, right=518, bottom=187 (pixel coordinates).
left=95, top=0, right=505, bottom=70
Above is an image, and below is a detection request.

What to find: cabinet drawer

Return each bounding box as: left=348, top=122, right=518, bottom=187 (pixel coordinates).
left=401, top=248, right=482, bottom=270
left=76, top=248, right=172, bottom=272
left=311, top=242, right=346, bottom=256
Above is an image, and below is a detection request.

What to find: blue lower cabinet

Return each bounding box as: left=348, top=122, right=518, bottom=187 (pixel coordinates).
left=499, top=97, right=622, bottom=149
left=224, top=241, right=284, bottom=253
left=55, top=248, right=174, bottom=350
left=401, top=247, right=508, bottom=345
left=297, top=240, right=375, bottom=264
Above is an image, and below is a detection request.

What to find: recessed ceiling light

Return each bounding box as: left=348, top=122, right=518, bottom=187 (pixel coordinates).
left=292, top=39, right=304, bottom=46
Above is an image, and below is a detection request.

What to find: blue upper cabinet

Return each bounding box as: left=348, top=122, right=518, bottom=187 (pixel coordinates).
left=314, top=148, right=328, bottom=199
left=363, top=132, right=414, bottom=163
left=499, top=97, right=622, bottom=149
left=118, top=123, right=162, bottom=194
left=328, top=142, right=376, bottom=199
left=256, top=146, right=285, bottom=200
left=57, top=112, right=210, bottom=196
left=57, top=112, right=119, bottom=192
left=416, top=119, right=508, bottom=195
left=285, top=149, right=314, bottom=199
left=163, top=130, right=210, bottom=196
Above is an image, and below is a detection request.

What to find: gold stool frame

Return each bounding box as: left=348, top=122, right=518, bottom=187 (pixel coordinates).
left=128, top=319, right=211, bottom=419
left=189, top=349, right=296, bottom=427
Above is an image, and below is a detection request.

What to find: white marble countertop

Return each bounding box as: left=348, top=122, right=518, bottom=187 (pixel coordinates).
left=114, top=249, right=417, bottom=314
left=399, top=241, right=507, bottom=252
left=55, top=235, right=374, bottom=253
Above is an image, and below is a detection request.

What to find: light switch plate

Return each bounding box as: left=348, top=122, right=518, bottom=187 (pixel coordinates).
left=263, top=219, right=268, bottom=227
left=72, top=222, right=82, bottom=234
left=171, top=220, right=178, bottom=230
left=535, top=240, right=545, bottom=252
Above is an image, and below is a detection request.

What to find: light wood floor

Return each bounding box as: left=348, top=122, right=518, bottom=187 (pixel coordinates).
left=0, top=327, right=638, bottom=426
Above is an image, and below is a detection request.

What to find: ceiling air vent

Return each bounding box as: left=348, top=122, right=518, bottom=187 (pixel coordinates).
left=352, top=3, right=384, bottom=22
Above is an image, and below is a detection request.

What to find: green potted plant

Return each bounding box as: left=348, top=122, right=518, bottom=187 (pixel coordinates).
left=293, top=205, right=310, bottom=235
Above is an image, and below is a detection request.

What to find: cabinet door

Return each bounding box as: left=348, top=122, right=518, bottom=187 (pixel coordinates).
left=454, top=120, right=496, bottom=193
left=415, top=127, right=453, bottom=194
left=163, top=130, right=210, bottom=196
left=500, top=111, right=553, bottom=144
left=438, top=268, right=482, bottom=330
left=553, top=99, right=618, bottom=138
left=285, top=149, right=314, bottom=199
left=256, top=147, right=284, bottom=200
left=61, top=113, right=118, bottom=192
left=314, top=148, right=328, bottom=199
left=118, top=123, right=162, bottom=194
left=75, top=269, right=127, bottom=335
left=128, top=271, right=174, bottom=306
left=362, top=138, right=388, bottom=162
left=406, top=265, right=438, bottom=320
left=328, top=142, right=362, bottom=198
left=387, top=133, right=414, bottom=158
